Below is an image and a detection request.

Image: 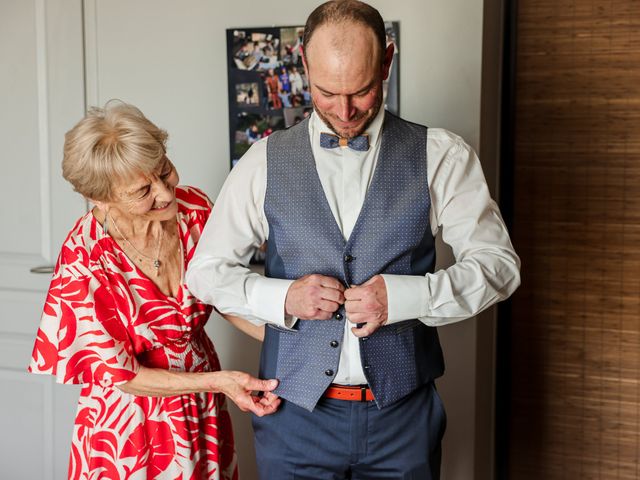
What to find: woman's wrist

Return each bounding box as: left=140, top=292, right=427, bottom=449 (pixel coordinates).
left=204, top=370, right=229, bottom=394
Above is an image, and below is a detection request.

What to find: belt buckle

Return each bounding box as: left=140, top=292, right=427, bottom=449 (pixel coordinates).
left=360, top=386, right=367, bottom=402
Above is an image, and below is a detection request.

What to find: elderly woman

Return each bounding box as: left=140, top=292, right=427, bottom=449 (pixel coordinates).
left=28, top=102, right=278, bottom=480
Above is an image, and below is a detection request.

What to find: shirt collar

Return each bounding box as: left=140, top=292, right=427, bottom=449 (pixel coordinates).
left=310, top=104, right=386, bottom=149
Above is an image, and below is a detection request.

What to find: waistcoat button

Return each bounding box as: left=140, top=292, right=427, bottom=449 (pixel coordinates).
left=325, top=369, right=334, bottom=376
left=330, top=340, right=339, bottom=348
left=334, top=313, right=343, bottom=320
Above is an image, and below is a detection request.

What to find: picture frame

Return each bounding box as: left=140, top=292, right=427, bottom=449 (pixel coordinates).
left=226, top=22, right=400, bottom=169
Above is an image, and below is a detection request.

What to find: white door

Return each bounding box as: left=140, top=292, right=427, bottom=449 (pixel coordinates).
left=0, top=0, right=86, bottom=478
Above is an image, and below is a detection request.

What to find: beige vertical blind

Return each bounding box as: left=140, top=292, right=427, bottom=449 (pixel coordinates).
left=508, top=0, right=640, bottom=478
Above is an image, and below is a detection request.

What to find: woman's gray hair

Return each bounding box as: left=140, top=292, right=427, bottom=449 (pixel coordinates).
left=62, top=100, right=168, bottom=201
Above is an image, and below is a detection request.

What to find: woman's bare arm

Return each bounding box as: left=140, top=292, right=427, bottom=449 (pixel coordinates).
left=222, top=313, right=265, bottom=341
left=117, top=366, right=279, bottom=416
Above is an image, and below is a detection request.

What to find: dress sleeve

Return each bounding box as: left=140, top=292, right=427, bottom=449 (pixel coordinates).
left=28, top=242, right=139, bottom=387
left=176, top=186, right=214, bottom=255
left=178, top=185, right=213, bottom=226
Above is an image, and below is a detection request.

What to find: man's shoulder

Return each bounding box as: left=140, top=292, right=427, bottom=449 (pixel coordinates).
left=386, top=113, right=467, bottom=146
left=233, top=136, right=269, bottom=172
left=385, top=111, right=427, bottom=131
left=425, top=128, right=477, bottom=177
left=426, top=127, right=468, bottom=147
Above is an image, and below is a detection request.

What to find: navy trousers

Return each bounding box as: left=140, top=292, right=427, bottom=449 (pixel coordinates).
left=252, top=382, right=446, bottom=480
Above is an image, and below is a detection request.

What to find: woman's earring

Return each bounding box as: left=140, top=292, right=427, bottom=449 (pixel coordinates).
left=103, top=211, right=109, bottom=235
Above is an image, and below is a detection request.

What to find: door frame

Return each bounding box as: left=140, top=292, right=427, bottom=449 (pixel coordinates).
left=495, top=0, right=518, bottom=478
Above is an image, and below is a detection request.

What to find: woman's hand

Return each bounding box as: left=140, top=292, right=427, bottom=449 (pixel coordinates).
left=211, top=371, right=280, bottom=416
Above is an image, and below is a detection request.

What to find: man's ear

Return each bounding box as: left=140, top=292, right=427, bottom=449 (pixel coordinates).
left=381, top=43, right=395, bottom=81
left=301, top=46, right=310, bottom=82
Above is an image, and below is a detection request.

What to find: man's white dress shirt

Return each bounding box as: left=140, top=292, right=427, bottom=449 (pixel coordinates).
left=186, top=107, right=520, bottom=385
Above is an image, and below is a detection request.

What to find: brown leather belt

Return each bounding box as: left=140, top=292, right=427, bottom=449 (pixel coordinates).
left=324, top=384, right=375, bottom=402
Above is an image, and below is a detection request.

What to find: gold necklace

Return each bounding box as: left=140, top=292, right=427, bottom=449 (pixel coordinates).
left=108, top=212, right=164, bottom=276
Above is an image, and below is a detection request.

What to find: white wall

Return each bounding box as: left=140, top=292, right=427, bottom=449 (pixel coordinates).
left=83, top=1, right=492, bottom=478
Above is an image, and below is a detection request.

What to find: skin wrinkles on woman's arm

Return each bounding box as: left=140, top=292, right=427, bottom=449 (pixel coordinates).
left=117, top=366, right=280, bottom=416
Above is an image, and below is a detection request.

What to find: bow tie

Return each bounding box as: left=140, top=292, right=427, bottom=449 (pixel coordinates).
left=319, top=132, right=370, bottom=152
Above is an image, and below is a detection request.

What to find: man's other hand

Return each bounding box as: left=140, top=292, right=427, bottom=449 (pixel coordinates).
left=285, top=274, right=345, bottom=320
left=344, top=275, right=388, bottom=337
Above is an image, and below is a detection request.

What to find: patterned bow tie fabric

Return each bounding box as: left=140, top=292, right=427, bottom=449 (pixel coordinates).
left=319, top=132, right=370, bottom=151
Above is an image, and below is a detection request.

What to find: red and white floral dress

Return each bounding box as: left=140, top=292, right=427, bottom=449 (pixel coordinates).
left=28, top=186, right=238, bottom=480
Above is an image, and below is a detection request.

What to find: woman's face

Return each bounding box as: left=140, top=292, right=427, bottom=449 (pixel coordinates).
left=106, top=156, right=179, bottom=223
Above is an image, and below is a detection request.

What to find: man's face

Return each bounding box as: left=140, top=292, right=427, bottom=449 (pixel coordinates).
left=303, top=22, right=393, bottom=139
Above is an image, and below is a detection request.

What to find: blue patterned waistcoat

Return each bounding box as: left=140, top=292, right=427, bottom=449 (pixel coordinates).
left=262, top=112, right=444, bottom=411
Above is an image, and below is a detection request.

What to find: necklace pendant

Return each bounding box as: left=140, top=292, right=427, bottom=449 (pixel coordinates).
left=153, top=259, right=161, bottom=269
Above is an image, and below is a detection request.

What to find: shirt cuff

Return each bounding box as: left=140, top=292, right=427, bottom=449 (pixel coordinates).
left=247, top=276, right=295, bottom=328
left=284, top=315, right=299, bottom=329
left=382, top=274, right=430, bottom=324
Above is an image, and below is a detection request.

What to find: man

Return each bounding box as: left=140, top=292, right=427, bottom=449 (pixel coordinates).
left=289, top=65, right=304, bottom=95
left=265, top=68, right=282, bottom=109
left=186, top=1, right=520, bottom=478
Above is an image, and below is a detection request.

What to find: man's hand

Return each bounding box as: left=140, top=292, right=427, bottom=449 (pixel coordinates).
left=344, top=275, right=388, bottom=337
left=285, top=274, right=345, bottom=320
left=212, top=371, right=281, bottom=417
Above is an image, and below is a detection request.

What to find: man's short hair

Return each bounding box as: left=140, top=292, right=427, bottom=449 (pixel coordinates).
left=303, top=0, right=386, bottom=61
